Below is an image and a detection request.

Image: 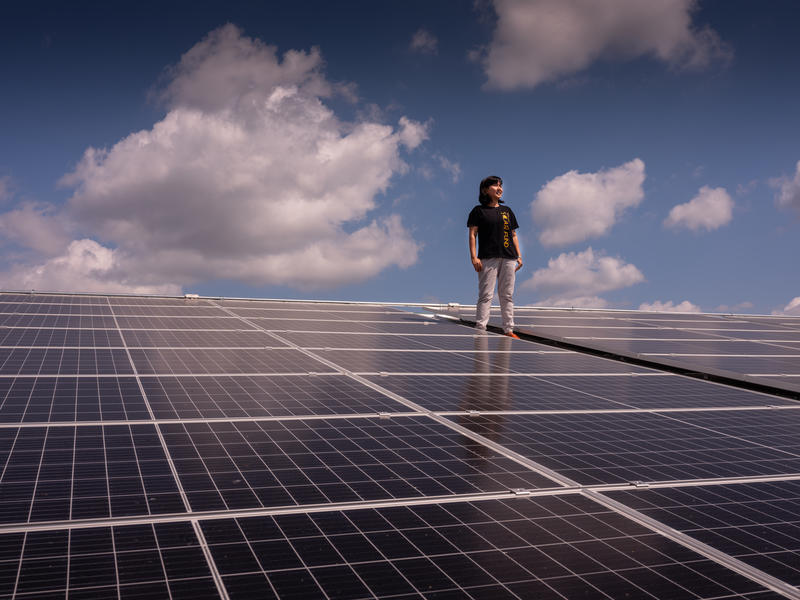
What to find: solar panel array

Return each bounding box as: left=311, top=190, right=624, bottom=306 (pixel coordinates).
left=497, top=307, right=800, bottom=395
left=1, top=292, right=799, bottom=599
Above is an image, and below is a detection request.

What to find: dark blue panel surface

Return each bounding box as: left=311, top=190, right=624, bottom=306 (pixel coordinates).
left=199, top=495, right=781, bottom=599
left=130, top=348, right=333, bottom=375
left=160, top=416, right=558, bottom=512
left=0, top=521, right=220, bottom=598
left=0, top=348, right=133, bottom=375
left=141, top=374, right=406, bottom=419
left=606, top=480, right=800, bottom=586
left=0, top=425, right=184, bottom=524
left=450, top=412, right=800, bottom=485
left=0, top=377, right=149, bottom=423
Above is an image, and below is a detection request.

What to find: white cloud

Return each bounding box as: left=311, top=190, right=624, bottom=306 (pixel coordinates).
left=532, top=159, right=645, bottom=247
left=0, top=202, right=70, bottom=255
left=770, top=160, right=800, bottom=216
left=0, top=176, right=12, bottom=202
left=638, top=300, right=701, bottom=312
left=773, top=297, right=800, bottom=316
left=479, top=0, right=731, bottom=90
left=524, top=247, right=644, bottom=304
left=714, top=301, right=754, bottom=313
left=397, top=116, right=430, bottom=149
left=410, top=29, right=438, bottom=55
left=435, top=154, right=462, bottom=183
left=538, top=295, right=610, bottom=309
left=664, top=185, right=733, bottom=231
left=28, top=24, right=426, bottom=293
left=156, top=24, right=333, bottom=112
left=0, top=239, right=180, bottom=295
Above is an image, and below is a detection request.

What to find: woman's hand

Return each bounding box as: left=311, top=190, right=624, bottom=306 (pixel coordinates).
left=515, top=257, right=523, bottom=271
left=471, top=257, right=483, bottom=272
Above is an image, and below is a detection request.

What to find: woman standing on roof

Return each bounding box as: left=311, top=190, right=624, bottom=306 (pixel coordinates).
left=467, top=175, right=523, bottom=338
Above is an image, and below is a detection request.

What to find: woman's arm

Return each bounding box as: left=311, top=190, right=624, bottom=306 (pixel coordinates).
left=468, top=226, right=482, bottom=272
left=512, top=230, right=523, bottom=271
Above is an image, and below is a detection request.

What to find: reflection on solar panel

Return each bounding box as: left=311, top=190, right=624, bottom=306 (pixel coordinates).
left=486, top=306, right=800, bottom=394
left=1, top=292, right=799, bottom=599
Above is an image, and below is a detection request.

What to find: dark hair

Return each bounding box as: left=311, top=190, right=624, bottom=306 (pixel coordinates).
left=478, top=175, right=503, bottom=205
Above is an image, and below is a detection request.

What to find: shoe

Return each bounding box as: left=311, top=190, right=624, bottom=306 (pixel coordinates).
left=504, top=331, right=520, bottom=339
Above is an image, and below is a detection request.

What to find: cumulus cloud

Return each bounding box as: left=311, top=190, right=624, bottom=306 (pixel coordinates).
left=0, top=239, right=180, bottom=295
left=0, top=176, right=12, bottom=202
left=664, top=186, right=733, bottom=231
left=532, top=159, right=645, bottom=247
left=410, top=29, right=438, bottom=55
left=524, top=247, right=644, bottom=305
left=435, top=154, right=462, bottom=183
left=638, top=300, right=701, bottom=312
left=0, top=202, right=71, bottom=255
left=773, top=297, right=800, bottom=316
left=6, top=24, right=427, bottom=294
left=539, top=295, right=610, bottom=309
left=479, top=0, right=732, bottom=90
left=397, top=116, right=430, bottom=149
left=714, top=301, right=754, bottom=313
left=156, top=24, right=333, bottom=112
left=770, top=160, right=800, bottom=216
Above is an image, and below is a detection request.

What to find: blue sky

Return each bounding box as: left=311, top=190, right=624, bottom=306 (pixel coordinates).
left=1, top=0, right=799, bottom=314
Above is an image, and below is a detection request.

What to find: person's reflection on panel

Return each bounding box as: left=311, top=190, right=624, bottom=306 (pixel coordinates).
left=459, top=332, right=513, bottom=457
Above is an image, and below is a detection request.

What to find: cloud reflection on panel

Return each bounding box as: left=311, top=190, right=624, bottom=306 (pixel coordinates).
left=0, top=24, right=425, bottom=294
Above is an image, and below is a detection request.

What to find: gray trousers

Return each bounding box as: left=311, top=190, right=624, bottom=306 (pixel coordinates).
left=475, top=258, right=516, bottom=332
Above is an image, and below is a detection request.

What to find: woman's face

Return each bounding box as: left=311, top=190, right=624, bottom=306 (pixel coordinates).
left=485, top=181, right=503, bottom=203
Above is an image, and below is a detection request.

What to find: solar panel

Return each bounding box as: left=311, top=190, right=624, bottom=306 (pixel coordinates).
left=139, top=374, right=409, bottom=419
left=449, top=411, right=800, bottom=485
left=605, top=480, right=800, bottom=586
left=0, top=348, right=134, bottom=375
left=0, top=521, right=221, bottom=598
left=486, top=306, right=800, bottom=394
left=196, top=495, right=786, bottom=599
left=2, top=291, right=800, bottom=600
left=129, top=348, right=332, bottom=375
left=365, top=373, right=794, bottom=412
left=0, top=377, right=149, bottom=422
left=0, top=327, right=124, bottom=347
left=121, top=328, right=284, bottom=348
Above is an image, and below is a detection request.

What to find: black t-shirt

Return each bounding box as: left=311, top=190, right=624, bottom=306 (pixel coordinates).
left=467, top=204, right=519, bottom=259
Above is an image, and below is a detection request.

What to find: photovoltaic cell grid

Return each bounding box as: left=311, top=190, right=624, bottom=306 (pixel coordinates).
left=364, top=373, right=796, bottom=412
left=449, top=411, right=800, bottom=485
left=0, top=521, right=220, bottom=599
left=198, top=494, right=783, bottom=600
left=0, top=328, right=124, bottom=348
left=0, top=377, right=149, bottom=423
left=160, top=417, right=555, bottom=512
left=488, top=306, right=800, bottom=391
left=139, top=375, right=409, bottom=419
left=0, top=293, right=799, bottom=599
left=605, top=480, right=800, bottom=586
left=0, top=424, right=185, bottom=525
